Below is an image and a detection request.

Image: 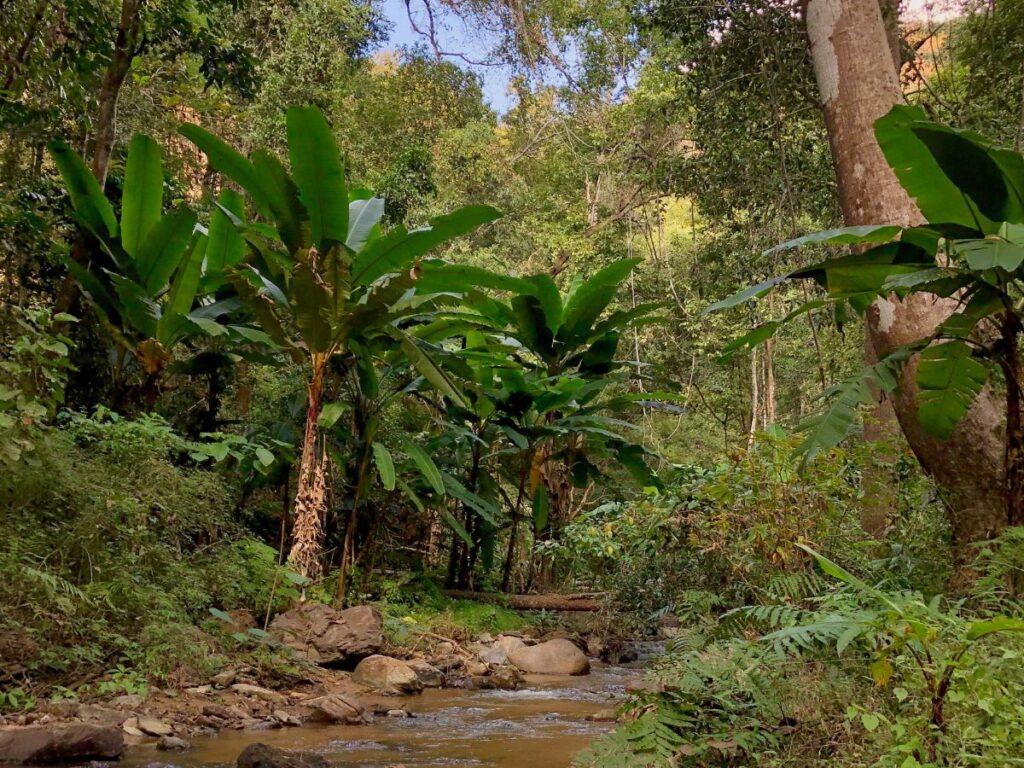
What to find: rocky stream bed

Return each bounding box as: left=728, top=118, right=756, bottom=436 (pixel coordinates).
left=0, top=602, right=656, bottom=767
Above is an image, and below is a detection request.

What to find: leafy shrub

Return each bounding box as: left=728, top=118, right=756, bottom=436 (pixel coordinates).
left=0, top=417, right=295, bottom=703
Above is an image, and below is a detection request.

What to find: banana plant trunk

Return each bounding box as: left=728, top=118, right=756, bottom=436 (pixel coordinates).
left=288, top=354, right=330, bottom=580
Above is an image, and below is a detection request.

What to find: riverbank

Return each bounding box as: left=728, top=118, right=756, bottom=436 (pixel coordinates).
left=0, top=599, right=642, bottom=764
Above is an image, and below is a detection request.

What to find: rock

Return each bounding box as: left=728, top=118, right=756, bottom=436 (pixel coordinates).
left=77, top=704, right=126, bottom=726
left=586, top=708, right=619, bottom=722
left=386, top=709, right=409, bottom=718
left=185, top=684, right=213, bottom=695
left=493, top=635, right=526, bottom=655
left=433, top=641, right=456, bottom=656
left=202, top=703, right=234, bottom=719
left=121, top=718, right=144, bottom=737
left=405, top=660, right=443, bottom=688
left=477, top=632, right=494, bottom=644
left=489, top=665, right=524, bottom=690
left=508, top=639, right=590, bottom=675
left=269, top=603, right=383, bottom=666
left=111, top=693, right=143, bottom=709
left=305, top=693, right=366, bottom=724
left=430, top=655, right=464, bottom=674
left=157, top=735, right=191, bottom=750
left=464, top=659, right=488, bottom=677
left=273, top=710, right=302, bottom=727
left=0, top=724, right=123, bottom=763
left=585, top=636, right=606, bottom=659
left=211, top=668, right=239, bottom=687
left=476, top=646, right=510, bottom=666
left=136, top=717, right=174, bottom=737
left=231, top=683, right=288, bottom=704
left=352, top=655, right=424, bottom=695
left=236, top=742, right=328, bottom=768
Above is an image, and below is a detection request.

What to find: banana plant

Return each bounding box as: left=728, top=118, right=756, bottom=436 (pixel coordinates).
left=410, top=277, right=668, bottom=590
left=706, top=105, right=1024, bottom=526
left=180, top=106, right=500, bottom=586
left=50, top=135, right=209, bottom=408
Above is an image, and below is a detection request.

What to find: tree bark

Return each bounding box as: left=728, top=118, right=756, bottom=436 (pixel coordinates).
left=804, top=0, right=1006, bottom=548
left=88, top=0, right=142, bottom=187
left=288, top=355, right=329, bottom=580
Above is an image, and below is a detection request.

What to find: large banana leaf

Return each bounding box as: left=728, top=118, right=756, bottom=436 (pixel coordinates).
left=121, top=134, right=163, bottom=258
left=158, top=235, right=208, bottom=345
left=286, top=106, right=348, bottom=251
left=347, top=197, right=385, bottom=252
left=135, top=209, right=198, bottom=293
left=251, top=149, right=304, bottom=252
left=351, top=205, right=501, bottom=286
left=558, top=258, right=640, bottom=344
left=49, top=140, right=118, bottom=239
left=290, top=261, right=334, bottom=353
left=372, top=442, right=396, bottom=491
left=206, top=189, right=246, bottom=274
left=875, top=105, right=993, bottom=234
left=178, top=123, right=272, bottom=217
left=916, top=341, right=991, bottom=440
left=404, top=442, right=445, bottom=495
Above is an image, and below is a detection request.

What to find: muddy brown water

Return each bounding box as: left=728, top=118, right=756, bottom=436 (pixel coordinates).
left=118, top=658, right=650, bottom=768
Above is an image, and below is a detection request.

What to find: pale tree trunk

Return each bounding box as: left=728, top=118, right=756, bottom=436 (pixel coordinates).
left=748, top=346, right=760, bottom=448
left=804, top=0, right=1007, bottom=549
left=288, top=355, right=330, bottom=580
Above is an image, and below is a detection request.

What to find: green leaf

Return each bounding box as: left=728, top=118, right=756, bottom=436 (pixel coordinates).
left=157, top=235, right=207, bottom=345
left=441, top=510, right=474, bottom=547
left=351, top=205, right=501, bottom=286
left=916, top=341, right=990, bottom=440
left=251, top=149, right=303, bottom=252
left=953, top=237, right=1024, bottom=272
left=532, top=485, right=549, bottom=533
left=290, top=261, right=334, bottom=352
left=48, top=140, right=118, bottom=238
left=397, top=477, right=425, bottom=513
left=766, top=225, right=902, bottom=255
left=206, top=189, right=246, bottom=273
left=414, top=262, right=533, bottom=295
left=178, top=123, right=271, bottom=216
left=347, top=197, right=384, bottom=252
left=875, top=105, right=990, bottom=233
left=121, top=134, right=163, bottom=258
left=136, top=209, right=198, bottom=294
left=404, top=442, right=444, bottom=495
left=286, top=106, right=348, bottom=250
left=965, top=616, right=1024, bottom=641
left=318, top=402, right=348, bottom=428
left=442, top=472, right=499, bottom=525
left=372, top=442, right=396, bottom=491
left=614, top=442, right=662, bottom=490
left=398, top=333, right=468, bottom=408
left=559, top=258, right=639, bottom=344
left=704, top=276, right=786, bottom=314
left=523, top=273, right=563, bottom=333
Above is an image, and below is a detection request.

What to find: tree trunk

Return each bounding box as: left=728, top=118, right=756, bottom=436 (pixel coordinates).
left=804, top=0, right=1006, bottom=549
left=54, top=0, right=143, bottom=317
left=288, top=356, right=329, bottom=580
left=1001, top=313, right=1024, bottom=527
left=88, top=0, right=142, bottom=187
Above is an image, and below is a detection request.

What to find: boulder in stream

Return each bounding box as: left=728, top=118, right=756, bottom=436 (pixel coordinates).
left=268, top=603, right=383, bottom=666
left=236, top=742, right=328, bottom=768
left=352, top=655, right=424, bottom=695
left=508, top=638, right=590, bottom=675
left=0, top=724, right=124, bottom=763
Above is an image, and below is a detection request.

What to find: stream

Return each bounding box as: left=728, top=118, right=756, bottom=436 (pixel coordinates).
left=117, top=645, right=661, bottom=768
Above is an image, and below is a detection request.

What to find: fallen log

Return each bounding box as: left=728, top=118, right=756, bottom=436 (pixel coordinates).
left=442, top=590, right=603, bottom=611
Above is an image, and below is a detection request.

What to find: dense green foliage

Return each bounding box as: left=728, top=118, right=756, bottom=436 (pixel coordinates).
left=4, top=0, right=1024, bottom=765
